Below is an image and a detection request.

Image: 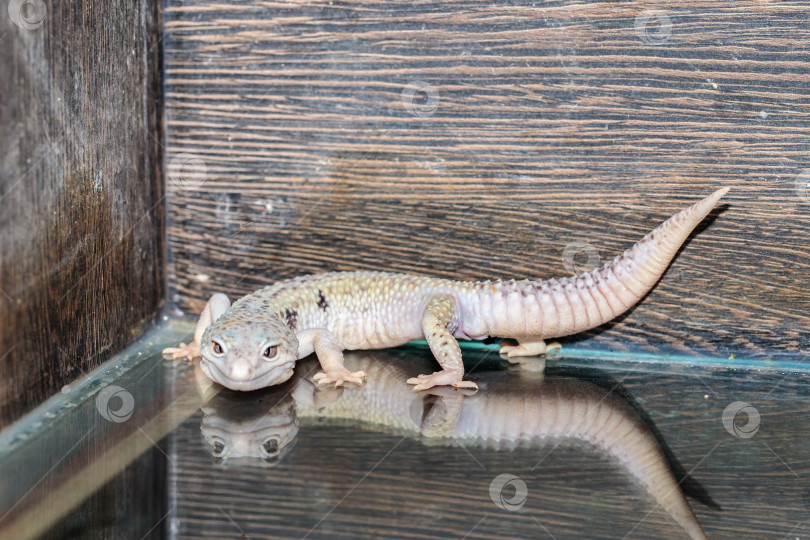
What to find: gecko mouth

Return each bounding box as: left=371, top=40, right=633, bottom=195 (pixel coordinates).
left=201, top=359, right=294, bottom=391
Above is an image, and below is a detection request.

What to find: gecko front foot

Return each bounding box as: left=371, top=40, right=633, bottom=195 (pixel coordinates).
left=499, top=339, right=561, bottom=358
left=406, top=370, right=478, bottom=392
left=313, top=368, right=367, bottom=388
left=162, top=342, right=200, bottom=363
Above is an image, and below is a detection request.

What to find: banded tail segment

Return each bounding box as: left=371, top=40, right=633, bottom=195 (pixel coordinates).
left=479, top=188, right=729, bottom=338
left=449, top=382, right=707, bottom=540
left=560, top=386, right=708, bottom=540
left=549, top=187, right=729, bottom=337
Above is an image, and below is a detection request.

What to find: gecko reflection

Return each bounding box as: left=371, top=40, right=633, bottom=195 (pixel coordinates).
left=198, top=352, right=712, bottom=540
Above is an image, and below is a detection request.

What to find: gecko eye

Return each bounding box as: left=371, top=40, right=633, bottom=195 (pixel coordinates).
left=262, top=345, right=279, bottom=360
left=261, top=437, right=280, bottom=457
left=211, top=438, right=226, bottom=457
left=211, top=341, right=225, bottom=356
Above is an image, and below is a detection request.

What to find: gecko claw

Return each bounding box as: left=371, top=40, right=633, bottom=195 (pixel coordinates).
left=313, top=369, right=367, bottom=387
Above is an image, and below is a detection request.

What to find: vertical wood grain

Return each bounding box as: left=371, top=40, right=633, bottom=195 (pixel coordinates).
left=0, top=0, right=165, bottom=426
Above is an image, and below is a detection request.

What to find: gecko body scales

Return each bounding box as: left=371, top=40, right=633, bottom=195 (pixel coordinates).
left=164, top=188, right=729, bottom=392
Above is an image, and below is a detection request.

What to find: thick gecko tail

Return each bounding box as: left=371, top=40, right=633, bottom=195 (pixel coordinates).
left=539, top=187, right=730, bottom=337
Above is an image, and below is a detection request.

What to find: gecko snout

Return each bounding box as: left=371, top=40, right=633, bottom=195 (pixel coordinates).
left=228, top=361, right=254, bottom=381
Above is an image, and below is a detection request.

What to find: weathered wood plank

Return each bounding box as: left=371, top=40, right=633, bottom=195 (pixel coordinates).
left=164, top=1, right=810, bottom=358
left=0, top=0, right=165, bottom=426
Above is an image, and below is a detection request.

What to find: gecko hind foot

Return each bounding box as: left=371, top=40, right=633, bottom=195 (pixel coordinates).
left=499, top=340, right=561, bottom=359
left=406, top=370, right=478, bottom=392
left=313, top=368, right=367, bottom=388
left=162, top=342, right=200, bottom=363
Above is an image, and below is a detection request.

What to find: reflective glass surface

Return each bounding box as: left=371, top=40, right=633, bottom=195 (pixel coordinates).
left=0, top=319, right=808, bottom=539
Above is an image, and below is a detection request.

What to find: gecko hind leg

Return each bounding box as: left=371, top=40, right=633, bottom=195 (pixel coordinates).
left=407, top=295, right=478, bottom=392
left=499, top=338, right=561, bottom=359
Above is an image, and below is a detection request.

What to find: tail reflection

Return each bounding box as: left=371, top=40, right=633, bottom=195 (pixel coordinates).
left=196, top=351, right=709, bottom=540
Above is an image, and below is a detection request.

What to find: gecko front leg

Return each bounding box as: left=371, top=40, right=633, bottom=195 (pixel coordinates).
left=298, top=329, right=367, bottom=387
left=407, top=295, right=478, bottom=392
left=163, top=293, right=231, bottom=361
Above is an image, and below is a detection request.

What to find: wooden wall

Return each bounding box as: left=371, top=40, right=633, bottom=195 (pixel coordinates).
left=164, top=1, right=810, bottom=358
left=0, top=0, right=164, bottom=426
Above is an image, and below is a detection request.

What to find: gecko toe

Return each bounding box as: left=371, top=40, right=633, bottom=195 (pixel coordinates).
left=502, top=340, right=554, bottom=358
left=162, top=343, right=198, bottom=363
left=411, top=379, right=438, bottom=391
left=452, top=381, right=479, bottom=391
left=314, top=369, right=366, bottom=387
left=345, top=371, right=366, bottom=385
left=161, top=344, right=183, bottom=357
left=408, top=370, right=470, bottom=391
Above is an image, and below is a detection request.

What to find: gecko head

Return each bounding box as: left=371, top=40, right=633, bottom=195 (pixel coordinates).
left=200, top=389, right=298, bottom=465
left=199, top=312, right=298, bottom=391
